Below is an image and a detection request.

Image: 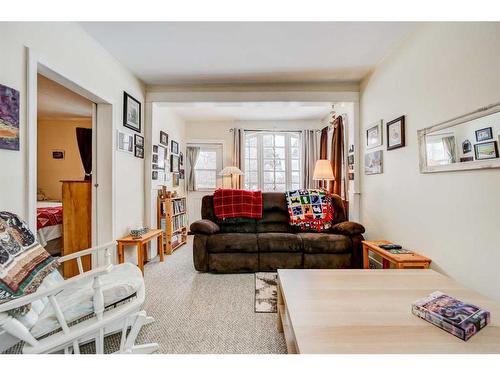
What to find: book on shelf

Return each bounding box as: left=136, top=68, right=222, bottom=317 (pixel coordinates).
left=412, top=291, right=490, bottom=341
left=172, top=199, right=186, bottom=215
left=172, top=214, right=186, bottom=232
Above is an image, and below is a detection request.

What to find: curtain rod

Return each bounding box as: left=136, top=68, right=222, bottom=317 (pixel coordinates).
left=229, top=129, right=301, bottom=133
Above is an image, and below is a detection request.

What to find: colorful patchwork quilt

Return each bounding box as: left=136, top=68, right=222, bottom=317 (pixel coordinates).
left=0, top=211, right=60, bottom=314
left=285, top=189, right=334, bottom=232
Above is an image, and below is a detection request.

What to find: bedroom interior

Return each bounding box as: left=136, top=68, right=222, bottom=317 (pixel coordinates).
left=0, top=9, right=499, bottom=372
left=36, top=74, right=94, bottom=277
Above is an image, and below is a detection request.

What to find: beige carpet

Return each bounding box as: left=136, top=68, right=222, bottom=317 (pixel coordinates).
left=132, top=236, right=286, bottom=354
left=4, top=236, right=286, bottom=354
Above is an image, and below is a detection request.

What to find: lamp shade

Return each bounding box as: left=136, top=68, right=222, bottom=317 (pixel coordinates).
left=219, top=166, right=244, bottom=176
left=313, top=160, right=334, bottom=180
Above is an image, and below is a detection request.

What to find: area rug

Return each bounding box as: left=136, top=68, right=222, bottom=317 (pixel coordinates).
left=254, top=272, right=278, bottom=313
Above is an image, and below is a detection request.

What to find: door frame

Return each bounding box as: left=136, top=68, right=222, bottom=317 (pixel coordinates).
left=26, top=47, right=115, bottom=258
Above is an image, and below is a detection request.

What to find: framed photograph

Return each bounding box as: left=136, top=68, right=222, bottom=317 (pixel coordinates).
left=460, top=156, right=474, bottom=163
left=117, top=130, right=134, bottom=154
left=179, top=169, right=185, bottom=179
left=171, top=154, right=179, bottom=172
left=474, top=141, right=499, bottom=160
left=364, top=150, right=383, bottom=175
left=134, top=146, right=144, bottom=159
left=475, top=127, right=493, bottom=142
left=347, top=154, right=354, bottom=166
left=386, top=116, right=405, bottom=150
left=0, top=83, right=20, bottom=151
left=171, top=140, right=179, bottom=154
left=52, top=150, right=65, bottom=159
left=123, top=92, right=141, bottom=133
left=179, top=151, right=184, bottom=166
left=152, top=154, right=158, bottom=163
left=134, top=134, right=144, bottom=147
left=152, top=171, right=158, bottom=180
left=158, top=170, right=165, bottom=182
left=462, top=139, right=472, bottom=154
left=366, top=120, right=383, bottom=149
left=160, top=131, right=168, bottom=146
left=157, top=145, right=166, bottom=170
left=153, top=145, right=158, bottom=153
left=152, top=164, right=160, bottom=170
left=172, top=173, right=179, bottom=187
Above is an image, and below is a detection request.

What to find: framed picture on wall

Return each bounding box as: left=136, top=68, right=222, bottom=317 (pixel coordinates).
left=52, top=150, right=65, bottom=159
left=160, top=131, right=168, bottom=146
left=134, top=146, right=144, bottom=159
left=171, top=140, right=179, bottom=154
left=123, top=92, right=141, bottom=133
left=134, top=134, right=144, bottom=147
left=153, top=145, right=158, bottom=153
left=366, top=120, right=383, bottom=149
left=157, top=145, right=166, bottom=170
left=364, top=150, right=383, bottom=175
left=386, top=116, right=406, bottom=150
left=0, top=83, right=20, bottom=151
left=475, top=127, right=493, bottom=142
left=117, top=130, right=134, bottom=154
left=474, top=141, right=499, bottom=160
left=170, top=154, right=179, bottom=172
left=172, top=173, right=179, bottom=187
left=462, top=139, right=472, bottom=154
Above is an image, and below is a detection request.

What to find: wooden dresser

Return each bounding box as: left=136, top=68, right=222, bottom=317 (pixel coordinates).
left=61, top=180, right=91, bottom=278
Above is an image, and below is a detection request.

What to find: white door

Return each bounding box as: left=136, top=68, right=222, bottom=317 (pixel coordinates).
left=186, top=143, right=224, bottom=224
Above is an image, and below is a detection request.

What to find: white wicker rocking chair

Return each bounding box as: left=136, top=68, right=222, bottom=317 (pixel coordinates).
left=0, top=241, right=158, bottom=354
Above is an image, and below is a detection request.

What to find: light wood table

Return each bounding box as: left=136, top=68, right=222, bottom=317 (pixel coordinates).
left=116, top=229, right=164, bottom=274
left=277, top=269, right=500, bottom=354
left=362, top=240, right=431, bottom=269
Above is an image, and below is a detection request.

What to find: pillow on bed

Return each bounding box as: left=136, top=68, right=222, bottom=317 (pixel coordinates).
left=0, top=211, right=60, bottom=315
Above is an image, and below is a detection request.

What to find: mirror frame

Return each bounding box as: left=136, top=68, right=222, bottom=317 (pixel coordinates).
left=418, top=102, right=500, bottom=173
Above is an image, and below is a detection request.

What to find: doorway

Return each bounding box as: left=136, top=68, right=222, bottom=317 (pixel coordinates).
left=27, top=50, right=115, bottom=273
left=36, top=74, right=95, bottom=277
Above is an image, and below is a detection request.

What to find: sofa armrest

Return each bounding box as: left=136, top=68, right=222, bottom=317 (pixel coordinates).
left=190, top=219, right=220, bottom=235
left=331, top=221, right=365, bottom=236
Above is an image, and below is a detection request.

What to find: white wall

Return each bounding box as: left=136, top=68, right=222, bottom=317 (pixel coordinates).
left=0, top=22, right=145, bottom=239
left=360, top=23, right=500, bottom=300
left=37, top=118, right=92, bottom=201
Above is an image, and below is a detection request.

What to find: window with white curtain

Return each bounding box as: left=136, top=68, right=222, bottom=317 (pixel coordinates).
left=244, top=131, right=301, bottom=191
left=192, top=143, right=223, bottom=190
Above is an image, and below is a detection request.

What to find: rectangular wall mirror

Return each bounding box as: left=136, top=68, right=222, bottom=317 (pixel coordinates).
left=418, top=102, right=500, bottom=173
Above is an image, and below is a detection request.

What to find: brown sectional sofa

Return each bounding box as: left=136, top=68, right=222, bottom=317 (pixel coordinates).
left=190, top=192, right=365, bottom=273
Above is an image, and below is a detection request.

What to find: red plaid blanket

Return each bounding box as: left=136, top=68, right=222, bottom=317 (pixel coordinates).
left=213, top=189, right=263, bottom=220
left=37, top=206, right=63, bottom=230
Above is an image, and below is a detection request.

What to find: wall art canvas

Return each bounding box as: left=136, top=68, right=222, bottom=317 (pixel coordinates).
left=366, top=120, right=383, bottom=149
left=171, top=140, right=179, bottom=154
left=157, top=145, right=166, bottom=170
left=0, top=84, right=20, bottom=151
left=172, top=172, right=179, bottom=187
left=123, top=91, right=141, bottom=133
left=387, top=116, right=405, bottom=150
left=365, top=150, right=383, bottom=175
left=171, top=154, right=179, bottom=172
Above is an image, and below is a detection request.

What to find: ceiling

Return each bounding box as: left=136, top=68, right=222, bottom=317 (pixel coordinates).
left=38, top=74, right=93, bottom=119
left=158, top=102, right=339, bottom=122
left=80, top=22, right=416, bottom=85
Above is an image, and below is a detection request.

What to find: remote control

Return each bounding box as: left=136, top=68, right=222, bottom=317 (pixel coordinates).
left=379, top=244, right=402, bottom=250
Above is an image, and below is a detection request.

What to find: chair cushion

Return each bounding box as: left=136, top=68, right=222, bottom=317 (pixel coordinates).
left=29, top=263, right=143, bottom=338
left=206, top=233, right=258, bottom=253
left=298, top=233, right=351, bottom=254
left=257, top=233, right=302, bottom=253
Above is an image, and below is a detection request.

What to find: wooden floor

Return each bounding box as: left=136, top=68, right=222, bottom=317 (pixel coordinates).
left=277, top=269, right=500, bottom=354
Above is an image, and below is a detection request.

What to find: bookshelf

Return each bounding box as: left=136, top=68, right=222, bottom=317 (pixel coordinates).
left=157, top=195, right=188, bottom=255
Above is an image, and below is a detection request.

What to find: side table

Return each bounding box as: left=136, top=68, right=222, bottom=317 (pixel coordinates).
left=117, top=229, right=164, bottom=274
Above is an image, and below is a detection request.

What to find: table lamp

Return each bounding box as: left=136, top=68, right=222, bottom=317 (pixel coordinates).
left=313, top=159, right=334, bottom=190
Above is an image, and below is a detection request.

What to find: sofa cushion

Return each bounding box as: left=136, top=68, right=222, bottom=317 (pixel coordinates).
left=331, top=221, right=365, bottom=236
left=257, top=233, right=302, bottom=253
left=256, top=211, right=291, bottom=233
left=206, top=233, right=258, bottom=253
left=298, top=233, right=351, bottom=254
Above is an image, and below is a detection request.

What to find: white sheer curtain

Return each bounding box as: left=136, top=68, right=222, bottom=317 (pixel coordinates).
left=186, top=146, right=200, bottom=191
left=442, top=136, right=457, bottom=164
left=301, top=129, right=319, bottom=189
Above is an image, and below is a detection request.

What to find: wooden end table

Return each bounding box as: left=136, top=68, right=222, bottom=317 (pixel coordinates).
left=362, top=240, right=431, bottom=269
left=117, top=229, right=164, bottom=274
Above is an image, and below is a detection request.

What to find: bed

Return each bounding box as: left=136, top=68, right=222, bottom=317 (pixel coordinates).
left=37, top=201, right=63, bottom=256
